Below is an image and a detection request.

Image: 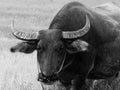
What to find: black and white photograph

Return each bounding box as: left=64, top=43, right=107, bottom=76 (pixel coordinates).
left=1, top=0, right=120, bottom=90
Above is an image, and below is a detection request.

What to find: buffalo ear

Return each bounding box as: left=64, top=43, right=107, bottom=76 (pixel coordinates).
left=10, top=41, right=37, bottom=54
left=66, top=39, right=89, bottom=53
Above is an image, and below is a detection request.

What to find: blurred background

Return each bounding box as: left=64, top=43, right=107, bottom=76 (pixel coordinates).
left=0, top=0, right=120, bottom=90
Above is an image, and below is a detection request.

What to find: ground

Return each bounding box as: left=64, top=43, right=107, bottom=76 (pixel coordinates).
left=0, top=0, right=120, bottom=90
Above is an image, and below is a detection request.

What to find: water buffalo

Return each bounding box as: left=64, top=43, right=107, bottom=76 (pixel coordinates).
left=10, top=2, right=120, bottom=90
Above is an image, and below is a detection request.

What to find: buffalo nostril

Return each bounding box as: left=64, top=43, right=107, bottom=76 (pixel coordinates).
left=10, top=48, right=15, bottom=52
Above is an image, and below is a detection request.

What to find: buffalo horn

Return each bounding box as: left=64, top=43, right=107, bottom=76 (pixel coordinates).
left=11, top=20, right=39, bottom=40
left=62, top=15, right=90, bottom=39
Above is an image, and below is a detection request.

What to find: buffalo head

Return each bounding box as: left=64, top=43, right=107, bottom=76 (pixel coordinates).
left=10, top=15, right=90, bottom=84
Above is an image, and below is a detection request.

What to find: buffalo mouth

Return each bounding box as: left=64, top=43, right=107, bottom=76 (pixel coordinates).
left=37, top=54, right=66, bottom=84
left=37, top=73, right=58, bottom=84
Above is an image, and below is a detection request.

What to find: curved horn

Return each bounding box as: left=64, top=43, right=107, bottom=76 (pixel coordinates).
left=62, top=15, right=90, bottom=39
left=11, top=20, right=39, bottom=41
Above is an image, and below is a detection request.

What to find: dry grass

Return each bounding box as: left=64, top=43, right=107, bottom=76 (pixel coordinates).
left=0, top=38, right=42, bottom=90
left=0, top=0, right=120, bottom=90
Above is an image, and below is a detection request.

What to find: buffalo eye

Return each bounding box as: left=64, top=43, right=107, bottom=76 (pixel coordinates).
left=37, top=44, right=44, bottom=52
left=37, top=40, right=44, bottom=51
left=55, top=44, right=64, bottom=52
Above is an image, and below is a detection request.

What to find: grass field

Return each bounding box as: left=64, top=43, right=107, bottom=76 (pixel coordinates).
left=1, top=0, right=120, bottom=90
